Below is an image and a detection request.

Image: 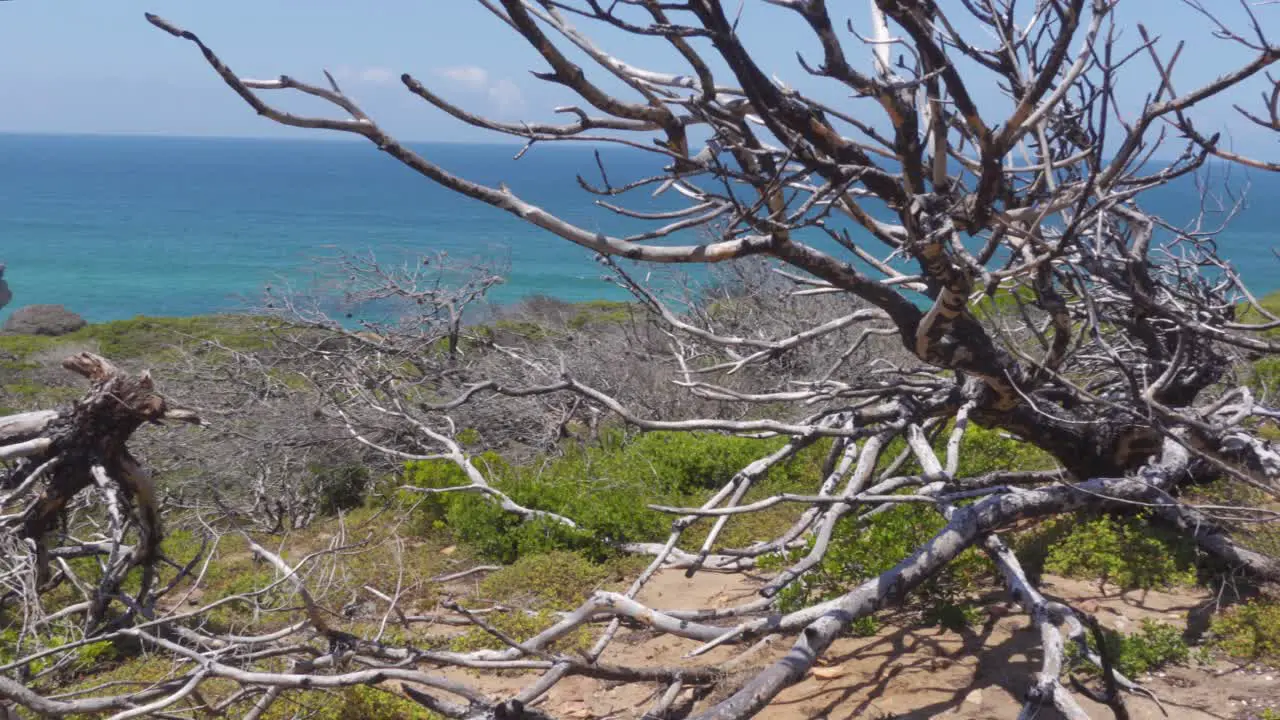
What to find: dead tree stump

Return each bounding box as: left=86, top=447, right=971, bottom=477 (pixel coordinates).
left=0, top=353, right=201, bottom=618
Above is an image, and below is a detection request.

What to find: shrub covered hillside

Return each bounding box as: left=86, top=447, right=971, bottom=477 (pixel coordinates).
left=3, top=283, right=1280, bottom=719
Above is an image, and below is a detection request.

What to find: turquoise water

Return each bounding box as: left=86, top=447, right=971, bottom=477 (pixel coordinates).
left=1, top=133, right=1277, bottom=324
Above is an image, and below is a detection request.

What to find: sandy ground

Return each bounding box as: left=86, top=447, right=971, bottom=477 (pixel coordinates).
left=428, top=569, right=1280, bottom=719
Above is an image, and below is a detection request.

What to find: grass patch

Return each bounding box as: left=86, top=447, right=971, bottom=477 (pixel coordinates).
left=82, top=314, right=276, bottom=358
left=0, top=314, right=275, bottom=363
left=567, top=299, right=634, bottom=329
left=312, top=685, right=441, bottom=720
left=1235, top=290, right=1280, bottom=334
left=478, top=551, right=611, bottom=610
left=447, top=609, right=594, bottom=654
left=1209, top=598, right=1280, bottom=663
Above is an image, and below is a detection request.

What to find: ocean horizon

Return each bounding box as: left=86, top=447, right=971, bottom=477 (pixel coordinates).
left=1, top=132, right=1277, bottom=325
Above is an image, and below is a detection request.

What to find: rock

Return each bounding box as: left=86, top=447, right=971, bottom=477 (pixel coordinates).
left=963, top=689, right=984, bottom=705
left=0, top=264, right=10, bottom=311
left=2, top=304, right=87, bottom=336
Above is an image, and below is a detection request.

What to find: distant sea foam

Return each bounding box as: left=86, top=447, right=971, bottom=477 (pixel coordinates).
left=1, top=133, right=1276, bottom=324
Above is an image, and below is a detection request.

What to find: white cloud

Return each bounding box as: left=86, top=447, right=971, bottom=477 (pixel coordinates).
left=435, top=65, right=490, bottom=91
left=434, top=66, right=525, bottom=116
left=358, top=67, right=396, bottom=86
left=487, top=78, right=525, bottom=114
left=330, top=66, right=397, bottom=87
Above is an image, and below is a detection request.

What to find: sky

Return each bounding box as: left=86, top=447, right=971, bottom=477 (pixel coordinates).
left=0, top=1, right=1275, bottom=152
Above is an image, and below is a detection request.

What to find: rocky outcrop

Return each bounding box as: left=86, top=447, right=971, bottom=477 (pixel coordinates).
left=0, top=264, right=11, bottom=312
left=2, top=304, right=86, bottom=336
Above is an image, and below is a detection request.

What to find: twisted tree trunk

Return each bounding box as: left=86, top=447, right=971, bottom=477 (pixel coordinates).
left=0, top=353, right=200, bottom=601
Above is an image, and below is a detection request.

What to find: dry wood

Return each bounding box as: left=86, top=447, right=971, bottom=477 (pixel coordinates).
left=3, top=2, right=1280, bottom=718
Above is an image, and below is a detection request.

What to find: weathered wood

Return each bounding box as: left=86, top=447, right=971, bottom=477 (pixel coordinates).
left=0, top=437, right=52, bottom=461
left=0, top=410, right=58, bottom=445
left=1, top=353, right=201, bottom=588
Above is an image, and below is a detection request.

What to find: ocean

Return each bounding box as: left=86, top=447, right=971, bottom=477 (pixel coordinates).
left=1, top=133, right=1277, bottom=324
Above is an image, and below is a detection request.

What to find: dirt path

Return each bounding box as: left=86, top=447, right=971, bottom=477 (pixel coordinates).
left=434, top=571, right=1279, bottom=719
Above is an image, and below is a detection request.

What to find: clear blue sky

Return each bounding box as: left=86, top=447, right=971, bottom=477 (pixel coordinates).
left=0, top=1, right=1273, bottom=151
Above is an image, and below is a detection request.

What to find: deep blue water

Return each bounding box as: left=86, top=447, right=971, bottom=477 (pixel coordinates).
left=0, top=133, right=1277, bottom=324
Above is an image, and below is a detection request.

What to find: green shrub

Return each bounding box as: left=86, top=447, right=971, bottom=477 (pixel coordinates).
left=403, top=432, right=826, bottom=562
left=73, top=639, right=121, bottom=669
left=871, top=424, right=1055, bottom=479
left=1182, top=480, right=1280, bottom=558
left=1235, top=290, right=1280, bottom=334
left=0, top=333, right=59, bottom=359
left=310, top=462, right=370, bottom=516
left=316, top=685, right=440, bottom=720
left=970, top=286, right=1039, bottom=320
left=79, top=315, right=273, bottom=358
left=402, top=451, right=591, bottom=562
left=160, top=529, right=205, bottom=566
left=0, top=381, right=80, bottom=411
left=491, top=319, right=556, bottom=341
left=1071, top=619, right=1188, bottom=677
left=1249, top=356, right=1280, bottom=399
left=401, top=451, right=509, bottom=526
left=765, top=503, right=991, bottom=632
left=751, top=418, right=1046, bottom=626
left=0, top=314, right=275, bottom=363
left=219, top=685, right=440, bottom=720
left=1208, top=598, right=1280, bottom=662
left=478, top=551, right=609, bottom=610
left=1021, top=513, right=1199, bottom=590
left=205, top=568, right=292, bottom=631
left=951, top=425, right=1056, bottom=475
left=567, top=300, right=633, bottom=329
left=448, top=609, right=592, bottom=654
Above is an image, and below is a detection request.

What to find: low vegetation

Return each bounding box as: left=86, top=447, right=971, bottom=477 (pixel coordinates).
left=1018, top=514, right=1201, bottom=591
left=1069, top=619, right=1190, bottom=679
left=1208, top=598, right=1280, bottom=663
left=4, top=287, right=1280, bottom=718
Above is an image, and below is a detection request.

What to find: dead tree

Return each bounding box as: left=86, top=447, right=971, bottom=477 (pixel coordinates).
left=1, top=354, right=201, bottom=662
left=4, top=1, right=1280, bottom=718
left=143, top=0, right=1280, bottom=715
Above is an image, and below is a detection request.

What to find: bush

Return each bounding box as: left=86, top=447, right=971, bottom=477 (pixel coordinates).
left=1071, top=619, right=1189, bottom=678
left=1235, top=290, right=1280, bottom=335
left=0, top=314, right=274, bottom=363
left=764, top=503, right=991, bottom=632
left=447, top=609, right=593, bottom=654
left=402, top=432, right=826, bottom=562
left=81, top=315, right=273, bottom=358
left=1208, top=598, right=1280, bottom=662
left=478, top=551, right=609, bottom=610
left=205, top=568, right=294, bottom=632
left=1249, top=356, right=1280, bottom=401
left=310, top=462, right=370, bottom=516
left=316, top=685, right=440, bottom=720
left=402, top=451, right=590, bottom=562
left=952, top=425, right=1056, bottom=475
left=1181, top=479, right=1280, bottom=558
left=870, top=424, right=1055, bottom=479
left=759, top=426, right=1055, bottom=631
left=566, top=300, right=633, bottom=329
left=1017, top=513, right=1199, bottom=590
